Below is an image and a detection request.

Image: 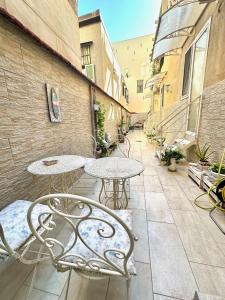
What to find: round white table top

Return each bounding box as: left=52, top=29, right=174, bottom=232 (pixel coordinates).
left=27, top=155, right=86, bottom=176
left=84, top=157, right=144, bottom=180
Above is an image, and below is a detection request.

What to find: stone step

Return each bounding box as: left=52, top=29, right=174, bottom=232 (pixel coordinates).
left=194, top=291, right=225, bottom=300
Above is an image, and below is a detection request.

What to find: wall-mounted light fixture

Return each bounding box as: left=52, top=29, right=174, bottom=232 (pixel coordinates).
left=165, top=84, right=172, bottom=93
left=94, top=103, right=100, bottom=112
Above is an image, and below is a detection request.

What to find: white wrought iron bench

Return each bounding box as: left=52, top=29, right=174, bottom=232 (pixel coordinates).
left=27, top=193, right=137, bottom=300
left=0, top=200, right=50, bottom=262
left=0, top=200, right=51, bottom=299
left=117, top=133, right=131, bottom=158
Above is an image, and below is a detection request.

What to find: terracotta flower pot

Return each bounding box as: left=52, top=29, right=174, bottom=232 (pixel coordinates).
left=198, top=160, right=210, bottom=171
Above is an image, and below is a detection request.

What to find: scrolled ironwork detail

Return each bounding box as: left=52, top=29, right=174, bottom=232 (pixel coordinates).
left=27, top=193, right=135, bottom=278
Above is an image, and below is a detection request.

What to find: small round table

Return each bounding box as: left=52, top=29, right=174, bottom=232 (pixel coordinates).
left=84, top=157, right=144, bottom=209
left=28, top=155, right=86, bottom=204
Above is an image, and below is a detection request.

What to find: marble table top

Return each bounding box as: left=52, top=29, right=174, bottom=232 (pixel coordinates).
left=84, top=157, right=144, bottom=180
left=27, top=155, right=86, bottom=176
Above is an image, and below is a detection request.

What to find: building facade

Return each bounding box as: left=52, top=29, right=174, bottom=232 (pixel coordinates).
left=79, top=10, right=129, bottom=109
left=113, top=34, right=154, bottom=116
left=0, top=1, right=130, bottom=207
left=146, top=0, right=225, bottom=161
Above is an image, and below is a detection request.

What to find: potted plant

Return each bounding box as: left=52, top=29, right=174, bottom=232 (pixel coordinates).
left=209, top=163, right=225, bottom=181
left=96, top=142, right=102, bottom=156
left=156, top=137, right=166, bottom=147
left=146, top=128, right=156, bottom=141
left=195, top=143, right=213, bottom=170
left=161, top=146, right=185, bottom=171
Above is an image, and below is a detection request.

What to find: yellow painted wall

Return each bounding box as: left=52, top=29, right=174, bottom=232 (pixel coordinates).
left=178, top=2, right=225, bottom=92
left=0, top=0, right=82, bottom=70
left=156, top=2, right=225, bottom=106
left=113, top=35, right=154, bottom=113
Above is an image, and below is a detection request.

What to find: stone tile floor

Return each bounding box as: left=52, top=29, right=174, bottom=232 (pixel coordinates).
left=0, top=130, right=225, bottom=300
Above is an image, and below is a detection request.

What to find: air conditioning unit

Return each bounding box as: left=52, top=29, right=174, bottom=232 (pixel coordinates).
left=84, top=64, right=96, bottom=83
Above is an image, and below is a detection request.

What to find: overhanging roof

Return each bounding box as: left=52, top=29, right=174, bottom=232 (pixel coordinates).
left=145, top=72, right=167, bottom=88
left=152, top=1, right=208, bottom=60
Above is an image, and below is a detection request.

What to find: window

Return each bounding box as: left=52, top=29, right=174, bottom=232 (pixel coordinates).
left=137, top=80, right=144, bottom=93
left=159, top=56, right=164, bottom=72
left=107, top=103, right=115, bottom=120
left=125, top=88, right=129, bottom=104
left=81, top=43, right=92, bottom=66
left=182, top=48, right=192, bottom=97
left=122, top=82, right=125, bottom=96
left=160, top=85, right=165, bottom=108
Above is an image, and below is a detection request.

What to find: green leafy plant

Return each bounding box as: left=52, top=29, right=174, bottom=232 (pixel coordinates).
left=118, top=115, right=126, bottom=133
left=195, top=143, right=213, bottom=163
left=161, top=146, right=185, bottom=166
left=152, top=61, right=160, bottom=76
left=156, top=137, right=166, bottom=146
left=146, top=132, right=156, bottom=139
left=209, top=163, right=225, bottom=175
left=96, top=102, right=106, bottom=149
left=129, top=125, right=134, bottom=130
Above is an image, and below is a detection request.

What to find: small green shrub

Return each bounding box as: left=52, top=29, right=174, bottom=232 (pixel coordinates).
left=195, top=143, right=213, bottom=162
left=209, top=163, right=225, bottom=175
left=161, top=146, right=184, bottom=166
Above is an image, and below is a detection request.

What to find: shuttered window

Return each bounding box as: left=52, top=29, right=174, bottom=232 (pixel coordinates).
left=81, top=43, right=91, bottom=66
left=137, top=80, right=144, bottom=93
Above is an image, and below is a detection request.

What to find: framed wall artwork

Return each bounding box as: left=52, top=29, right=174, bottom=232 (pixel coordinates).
left=45, top=84, right=62, bottom=122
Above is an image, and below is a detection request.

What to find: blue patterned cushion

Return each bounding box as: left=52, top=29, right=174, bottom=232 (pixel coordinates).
left=0, top=200, right=49, bottom=253
left=64, top=209, right=136, bottom=275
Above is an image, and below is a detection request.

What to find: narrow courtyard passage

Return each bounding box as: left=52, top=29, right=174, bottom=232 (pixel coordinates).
left=1, top=131, right=225, bottom=300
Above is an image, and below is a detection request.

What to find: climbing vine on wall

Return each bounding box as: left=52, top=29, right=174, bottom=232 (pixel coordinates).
left=96, top=102, right=106, bottom=147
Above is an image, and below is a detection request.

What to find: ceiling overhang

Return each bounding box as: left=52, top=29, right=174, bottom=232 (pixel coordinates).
left=152, top=0, right=212, bottom=60
left=145, top=72, right=167, bottom=88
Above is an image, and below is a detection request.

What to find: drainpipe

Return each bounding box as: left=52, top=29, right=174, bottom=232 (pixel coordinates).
left=89, top=85, right=97, bottom=139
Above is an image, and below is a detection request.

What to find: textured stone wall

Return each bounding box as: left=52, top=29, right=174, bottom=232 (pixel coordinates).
left=0, top=0, right=82, bottom=70
left=0, top=15, right=127, bottom=208
left=198, top=79, right=225, bottom=162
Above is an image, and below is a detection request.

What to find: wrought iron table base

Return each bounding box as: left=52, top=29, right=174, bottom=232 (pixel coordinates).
left=99, top=179, right=129, bottom=209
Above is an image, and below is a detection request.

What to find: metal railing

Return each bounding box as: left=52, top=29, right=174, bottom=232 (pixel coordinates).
left=154, top=96, right=202, bottom=159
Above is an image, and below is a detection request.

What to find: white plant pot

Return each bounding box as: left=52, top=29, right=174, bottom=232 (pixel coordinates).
left=209, top=170, right=225, bottom=182
left=168, top=158, right=177, bottom=172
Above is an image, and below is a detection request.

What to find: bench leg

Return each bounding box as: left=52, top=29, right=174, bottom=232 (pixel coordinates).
left=126, top=278, right=131, bottom=300
left=65, top=268, right=72, bottom=300
left=25, top=244, right=43, bottom=300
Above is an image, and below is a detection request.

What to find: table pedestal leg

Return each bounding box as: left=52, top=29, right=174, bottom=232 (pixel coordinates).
left=98, top=178, right=128, bottom=209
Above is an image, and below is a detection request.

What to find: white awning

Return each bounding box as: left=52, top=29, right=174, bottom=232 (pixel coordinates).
left=145, top=72, right=167, bottom=88
left=152, top=1, right=208, bottom=60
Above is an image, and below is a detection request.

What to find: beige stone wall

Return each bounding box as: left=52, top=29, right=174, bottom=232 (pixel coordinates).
left=96, top=89, right=130, bottom=140
left=198, top=79, right=225, bottom=161
left=0, top=0, right=82, bottom=70
left=0, top=15, right=128, bottom=208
